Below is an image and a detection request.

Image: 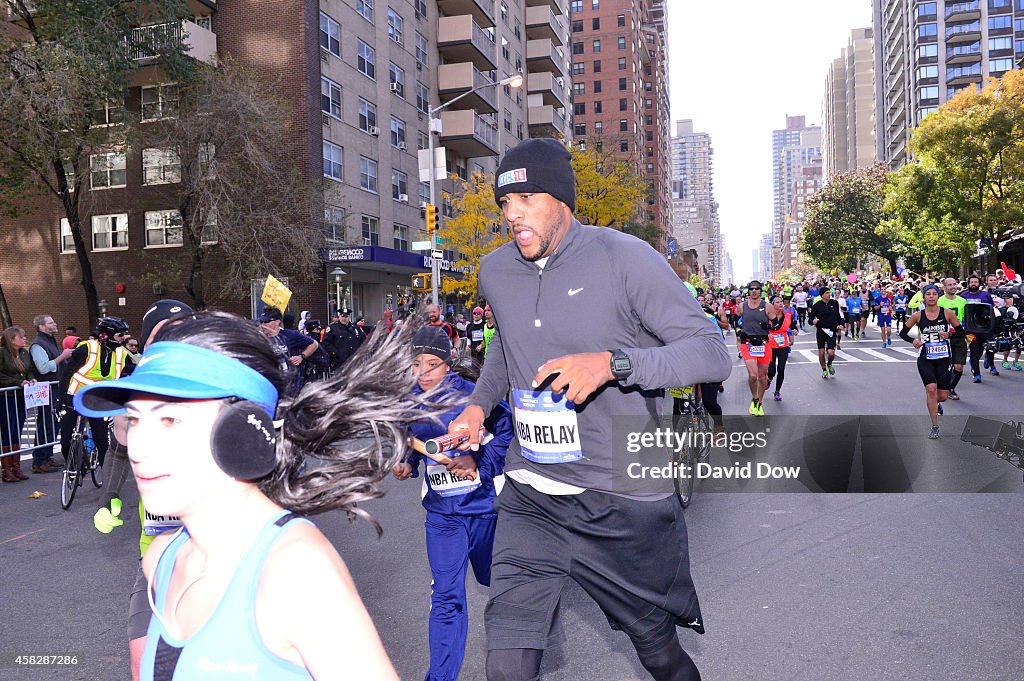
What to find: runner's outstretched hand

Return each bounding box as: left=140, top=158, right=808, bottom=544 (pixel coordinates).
left=533, top=351, right=614, bottom=404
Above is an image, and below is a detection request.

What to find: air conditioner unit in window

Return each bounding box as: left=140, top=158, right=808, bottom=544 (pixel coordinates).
left=416, top=62, right=423, bottom=71
left=368, top=126, right=380, bottom=136
left=397, top=142, right=408, bottom=150
left=390, top=34, right=402, bottom=45
left=322, top=113, right=330, bottom=127
left=363, top=237, right=373, bottom=246
left=320, top=50, right=329, bottom=63
left=415, top=11, right=424, bottom=21
left=390, top=82, right=402, bottom=93
left=398, top=193, right=409, bottom=202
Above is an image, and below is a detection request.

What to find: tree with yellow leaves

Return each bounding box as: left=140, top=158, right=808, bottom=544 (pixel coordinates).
left=440, top=171, right=511, bottom=302
left=571, top=144, right=646, bottom=228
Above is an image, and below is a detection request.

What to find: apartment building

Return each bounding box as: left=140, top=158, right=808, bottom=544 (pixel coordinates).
left=770, top=116, right=821, bottom=277
left=823, top=27, right=877, bottom=180
left=873, top=0, right=1024, bottom=169
left=0, top=0, right=571, bottom=331
left=779, top=162, right=823, bottom=271
left=567, top=0, right=671, bottom=242
left=670, top=119, right=721, bottom=284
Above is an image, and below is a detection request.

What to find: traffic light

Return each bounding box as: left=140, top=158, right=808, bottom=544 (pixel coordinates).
left=425, top=203, right=438, bottom=234
left=412, top=273, right=432, bottom=291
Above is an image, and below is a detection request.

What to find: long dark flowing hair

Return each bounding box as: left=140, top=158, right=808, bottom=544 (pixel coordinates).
left=155, top=311, right=437, bottom=533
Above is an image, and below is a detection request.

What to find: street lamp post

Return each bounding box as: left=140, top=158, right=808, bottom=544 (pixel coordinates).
left=427, top=73, right=523, bottom=306
left=330, top=267, right=346, bottom=315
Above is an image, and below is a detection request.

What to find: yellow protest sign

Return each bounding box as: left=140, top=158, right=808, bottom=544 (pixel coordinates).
left=260, top=274, right=292, bottom=312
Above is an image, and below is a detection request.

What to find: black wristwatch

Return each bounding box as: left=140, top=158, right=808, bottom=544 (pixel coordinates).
left=610, top=349, right=632, bottom=381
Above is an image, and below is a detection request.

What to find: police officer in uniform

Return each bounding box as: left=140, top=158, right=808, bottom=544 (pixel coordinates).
left=325, top=309, right=363, bottom=370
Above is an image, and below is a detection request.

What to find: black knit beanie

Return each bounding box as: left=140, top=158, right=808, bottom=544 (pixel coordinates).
left=494, top=138, right=575, bottom=211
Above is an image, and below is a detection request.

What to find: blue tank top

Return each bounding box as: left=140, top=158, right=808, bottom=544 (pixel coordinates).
left=141, top=511, right=316, bottom=681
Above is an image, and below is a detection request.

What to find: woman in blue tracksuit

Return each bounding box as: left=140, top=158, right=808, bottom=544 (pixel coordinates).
left=393, top=326, right=513, bottom=681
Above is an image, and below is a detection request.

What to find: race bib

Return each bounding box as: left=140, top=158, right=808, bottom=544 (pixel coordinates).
left=471, top=329, right=484, bottom=342
left=425, top=464, right=482, bottom=497
left=747, top=343, right=766, bottom=357
left=925, top=340, right=950, bottom=360
left=881, top=306, right=891, bottom=315
left=822, top=329, right=834, bottom=338
left=771, top=333, right=787, bottom=346
left=144, top=510, right=183, bottom=536
left=512, top=389, right=582, bottom=464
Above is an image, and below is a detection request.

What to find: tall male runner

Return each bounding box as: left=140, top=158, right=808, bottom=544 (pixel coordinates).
left=737, top=281, right=781, bottom=416
left=450, top=138, right=730, bottom=681
left=937, top=278, right=967, bottom=399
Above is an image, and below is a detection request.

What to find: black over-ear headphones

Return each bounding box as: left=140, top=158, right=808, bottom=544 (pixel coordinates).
left=210, top=400, right=278, bottom=480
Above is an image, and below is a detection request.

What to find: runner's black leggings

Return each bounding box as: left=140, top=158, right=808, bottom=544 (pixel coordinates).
left=797, top=307, right=807, bottom=326
left=699, top=382, right=723, bottom=427
left=968, top=333, right=989, bottom=376
left=766, top=347, right=789, bottom=392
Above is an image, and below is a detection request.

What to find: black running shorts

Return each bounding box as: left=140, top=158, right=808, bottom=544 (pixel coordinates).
left=951, top=338, right=968, bottom=366
left=917, top=354, right=951, bottom=390
left=816, top=328, right=838, bottom=350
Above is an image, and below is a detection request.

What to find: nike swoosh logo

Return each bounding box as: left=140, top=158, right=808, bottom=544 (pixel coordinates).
left=568, top=288, right=584, bottom=296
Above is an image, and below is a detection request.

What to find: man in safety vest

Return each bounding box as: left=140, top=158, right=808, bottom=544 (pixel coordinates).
left=59, top=316, right=134, bottom=467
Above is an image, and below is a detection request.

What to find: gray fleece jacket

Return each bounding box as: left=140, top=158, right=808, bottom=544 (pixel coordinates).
left=469, top=219, right=732, bottom=498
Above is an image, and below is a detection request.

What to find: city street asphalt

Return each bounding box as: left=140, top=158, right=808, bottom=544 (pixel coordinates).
left=1, top=320, right=1022, bottom=680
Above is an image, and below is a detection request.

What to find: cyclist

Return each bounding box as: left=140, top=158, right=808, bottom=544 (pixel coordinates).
left=59, top=316, right=133, bottom=469
left=899, top=284, right=965, bottom=439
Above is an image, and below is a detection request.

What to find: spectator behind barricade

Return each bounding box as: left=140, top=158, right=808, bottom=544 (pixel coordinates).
left=257, top=306, right=319, bottom=394
left=1, top=326, right=36, bottom=482
left=28, top=314, right=74, bottom=473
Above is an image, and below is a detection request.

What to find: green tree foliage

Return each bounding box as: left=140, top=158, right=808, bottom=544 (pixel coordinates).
left=441, top=172, right=511, bottom=303
left=801, top=163, right=907, bottom=273
left=571, top=144, right=646, bottom=228
left=621, top=220, right=662, bottom=249
left=0, top=0, right=192, bottom=323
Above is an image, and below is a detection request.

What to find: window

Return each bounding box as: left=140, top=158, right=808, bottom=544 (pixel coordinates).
left=594, top=101, right=602, bottom=113
left=320, top=12, right=340, bottom=56
left=645, top=130, right=653, bottom=141
left=417, top=131, right=428, bottom=152
left=989, top=58, right=1014, bottom=72
left=617, top=14, right=625, bottom=27
left=358, top=98, right=377, bottom=132
left=574, top=102, right=586, bottom=115
left=618, top=77, right=627, bottom=90
left=572, top=19, right=582, bottom=32
left=617, top=36, right=626, bottom=49
left=1016, top=39, right=1024, bottom=54
left=323, top=141, right=343, bottom=181
left=618, top=57, right=626, bottom=70
left=514, top=19, right=521, bottom=40
left=593, top=80, right=602, bottom=93
left=916, top=43, right=938, bottom=59
left=59, top=218, right=74, bottom=253
left=393, top=224, right=408, bottom=251
left=503, top=108, right=512, bottom=132
left=572, top=62, right=585, bottom=75
left=90, top=100, right=124, bottom=127
left=573, top=82, right=585, bottom=96
left=593, top=59, right=601, bottom=73
left=570, top=0, right=582, bottom=12
left=415, top=0, right=426, bottom=17
left=392, top=169, right=408, bottom=200
left=142, top=148, right=181, bottom=185
left=361, top=215, right=379, bottom=246
left=500, top=1, right=507, bottom=23
left=917, top=106, right=938, bottom=123
left=357, top=40, right=375, bottom=79
left=915, top=2, right=936, bottom=16
left=357, top=0, right=373, bottom=21
left=619, top=98, right=627, bottom=111
left=989, top=15, right=1012, bottom=30
left=197, top=210, right=217, bottom=245
left=419, top=181, right=430, bottom=206
left=989, top=36, right=1013, bottom=52
left=574, top=123, right=586, bottom=136
left=144, top=209, right=183, bottom=247
left=359, top=156, right=378, bottom=192
left=591, top=0, right=599, bottom=8
left=92, top=214, right=128, bottom=250
left=141, top=83, right=177, bottom=121
left=619, top=119, right=627, bottom=132
left=572, top=41, right=583, bottom=55
left=415, top=32, right=428, bottom=67
left=620, top=140, right=628, bottom=152
left=592, top=39, right=601, bottom=52
left=389, top=63, right=405, bottom=97
left=919, top=86, right=939, bottom=101
left=390, top=116, right=406, bottom=147
left=916, top=65, right=938, bottom=79
left=89, top=152, right=126, bottom=189
left=321, top=77, right=342, bottom=119
left=916, top=23, right=936, bottom=39
left=594, top=121, right=603, bottom=133
left=517, top=120, right=524, bottom=140
left=387, top=8, right=403, bottom=44
left=324, top=206, right=346, bottom=242
left=592, top=18, right=600, bottom=30
left=416, top=82, right=429, bottom=113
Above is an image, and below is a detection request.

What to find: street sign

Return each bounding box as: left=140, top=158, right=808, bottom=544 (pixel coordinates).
left=435, top=236, right=444, bottom=246
left=431, top=249, right=444, bottom=259
left=411, top=240, right=432, bottom=250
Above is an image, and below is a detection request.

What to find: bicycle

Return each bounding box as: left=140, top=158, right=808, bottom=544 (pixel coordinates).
left=669, top=385, right=713, bottom=508
left=60, top=413, right=104, bottom=510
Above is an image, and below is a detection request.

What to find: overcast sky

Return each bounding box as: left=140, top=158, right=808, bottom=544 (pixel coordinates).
left=667, top=0, right=874, bottom=283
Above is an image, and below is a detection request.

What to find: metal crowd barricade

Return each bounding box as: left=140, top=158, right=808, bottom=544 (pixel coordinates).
left=0, top=380, right=61, bottom=460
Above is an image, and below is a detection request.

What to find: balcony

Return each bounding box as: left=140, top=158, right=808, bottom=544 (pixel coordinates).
left=524, top=0, right=564, bottom=13
left=526, top=38, right=564, bottom=78
left=945, top=1, right=981, bottom=20
left=525, top=5, right=564, bottom=45
left=127, top=20, right=217, bottom=65
left=438, top=62, right=498, bottom=113
left=437, top=16, right=497, bottom=71
left=527, top=104, right=564, bottom=137
left=436, top=0, right=495, bottom=28
left=947, top=63, right=983, bottom=85
left=946, top=42, right=982, bottom=63
left=527, top=71, right=567, bottom=108
left=439, top=110, right=499, bottom=158
left=945, top=21, right=981, bottom=42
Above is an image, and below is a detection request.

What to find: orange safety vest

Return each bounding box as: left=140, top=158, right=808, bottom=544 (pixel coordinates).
left=67, top=340, right=128, bottom=395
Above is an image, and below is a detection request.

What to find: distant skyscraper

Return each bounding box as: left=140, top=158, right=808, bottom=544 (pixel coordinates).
left=823, top=27, right=877, bottom=180
left=873, top=0, right=1024, bottom=169
left=751, top=250, right=760, bottom=281
left=723, top=250, right=735, bottom=286
left=671, top=119, right=721, bottom=283
left=759, top=233, right=773, bottom=283
left=771, top=116, right=821, bottom=276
